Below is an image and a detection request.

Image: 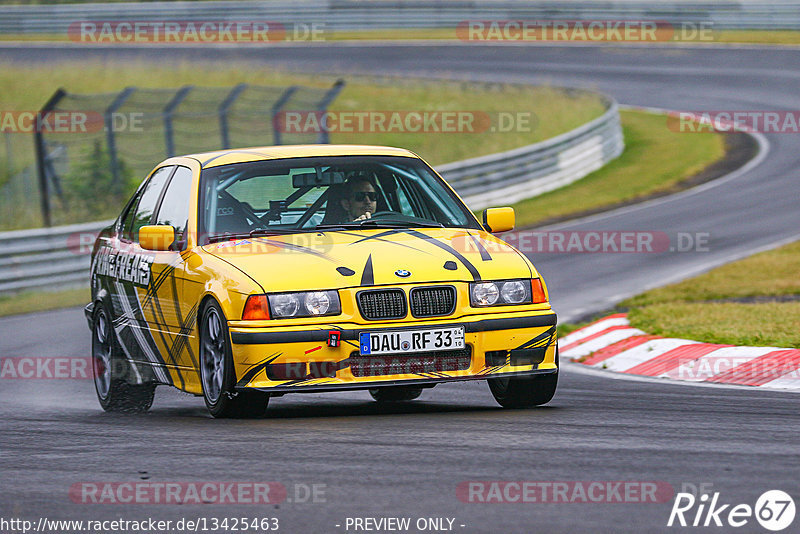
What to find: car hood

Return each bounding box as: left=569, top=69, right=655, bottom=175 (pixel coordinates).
left=202, top=227, right=535, bottom=292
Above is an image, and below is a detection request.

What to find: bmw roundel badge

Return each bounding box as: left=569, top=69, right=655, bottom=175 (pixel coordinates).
left=394, top=269, right=411, bottom=278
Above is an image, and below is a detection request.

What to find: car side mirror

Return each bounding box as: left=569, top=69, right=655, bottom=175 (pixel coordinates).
left=482, top=207, right=515, bottom=233
left=139, top=225, right=175, bottom=251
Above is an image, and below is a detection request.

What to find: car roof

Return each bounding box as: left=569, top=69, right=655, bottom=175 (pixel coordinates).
left=187, top=144, right=420, bottom=169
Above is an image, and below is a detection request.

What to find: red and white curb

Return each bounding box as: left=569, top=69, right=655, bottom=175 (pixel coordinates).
left=559, top=313, right=800, bottom=390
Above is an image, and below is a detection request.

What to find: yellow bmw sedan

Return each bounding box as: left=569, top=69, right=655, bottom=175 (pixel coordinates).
left=86, top=145, right=558, bottom=417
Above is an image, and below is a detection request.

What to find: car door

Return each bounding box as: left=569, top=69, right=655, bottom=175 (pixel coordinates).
left=110, top=165, right=176, bottom=386
left=143, top=165, right=198, bottom=390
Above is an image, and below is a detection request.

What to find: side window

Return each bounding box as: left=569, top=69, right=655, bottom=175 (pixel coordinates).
left=119, top=191, right=142, bottom=240
left=129, top=166, right=175, bottom=242
left=154, top=166, right=193, bottom=247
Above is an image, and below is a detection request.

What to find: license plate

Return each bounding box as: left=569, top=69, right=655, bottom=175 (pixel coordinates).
left=359, top=326, right=465, bottom=356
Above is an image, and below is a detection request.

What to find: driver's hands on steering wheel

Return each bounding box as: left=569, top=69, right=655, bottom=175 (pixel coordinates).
left=353, top=211, right=372, bottom=222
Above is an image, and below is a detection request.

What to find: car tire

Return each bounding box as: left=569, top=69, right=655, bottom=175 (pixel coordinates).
left=200, top=300, right=269, bottom=418
left=92, top=303, right=155, bottom=413
left=488, top=371, right=558, bottom=408
left=369, top=386, right=423, bottom=402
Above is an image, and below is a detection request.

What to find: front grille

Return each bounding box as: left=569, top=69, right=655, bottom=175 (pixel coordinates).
left=357, top=289, right=407, bottom=320
left=349, top=347, right=472, bottom=377
left=410, top=286, right=456, bottom=317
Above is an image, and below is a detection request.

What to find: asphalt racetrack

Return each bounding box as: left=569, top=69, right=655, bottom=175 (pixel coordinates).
left=1, top=43, right=799, bottom=533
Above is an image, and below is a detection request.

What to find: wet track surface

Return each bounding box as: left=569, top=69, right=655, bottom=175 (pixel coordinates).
left=1, top=43, right=799, bottom=532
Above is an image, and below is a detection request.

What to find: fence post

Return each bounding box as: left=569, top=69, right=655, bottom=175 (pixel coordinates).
left=270, top=85, right=298, bottom=146
left=33, top=88, right=66, bottom=227
left=163, top=85, right=193, bottom=158
left=316, top=79, right=346, bottom=144
left=104, top=86, right=136, bottom=196
left=218, top=83, right=247, bottom=150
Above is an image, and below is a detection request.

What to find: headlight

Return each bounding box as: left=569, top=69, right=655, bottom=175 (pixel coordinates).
left=501, top=280, right=529, bottom=304
left=471, top=282, right=500, bottom=306
left=270, top=294, right=300, bottom=317
left=304, top=291, right=331, bottom=315
left=470, top=279, right=537, bottom=307
left=267, top=290, right=340, bottom=319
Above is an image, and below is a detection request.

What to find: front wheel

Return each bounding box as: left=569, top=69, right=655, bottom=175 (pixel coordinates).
left=92, top=304, right=155, bottom=413
left=488, top=372, right=558, bottom=408
left=200, top=300, right=269, bottom=418
left=369, top=386, right=423, bottom=402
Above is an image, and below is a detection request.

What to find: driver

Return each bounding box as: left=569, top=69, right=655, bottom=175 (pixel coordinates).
left=340, top=177, right=378, bottom=221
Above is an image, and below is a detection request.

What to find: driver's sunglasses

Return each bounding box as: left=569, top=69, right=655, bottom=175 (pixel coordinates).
left=352, top=191, right=378, bottom=202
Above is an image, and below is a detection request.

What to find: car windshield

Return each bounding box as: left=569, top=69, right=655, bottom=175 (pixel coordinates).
left=198, top=155, right=481, bottom=243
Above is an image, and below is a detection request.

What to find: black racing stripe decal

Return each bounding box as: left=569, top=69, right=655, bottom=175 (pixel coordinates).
left=201, top=149, right=266, bottom=167
left=141, top=265, right=174, bottom=308
left=170, top=281, right=199, bottom=369
left=360, top=254, right=374, bottom=286
left=350, top=230, right=432, bottom=254
left=514, top=325, right=557, bottom=350
left=116, top=281, right=172, bottom=385
left=235, top=353, right=282, bottom=388
left=467, top=232, right=492, bottom=261
left=400, top=229, right=482, bottom=281
left=144, top=279, right=185, bottom=389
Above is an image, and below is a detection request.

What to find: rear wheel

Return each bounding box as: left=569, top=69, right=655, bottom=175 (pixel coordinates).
left=200, top=300, right=269, bottom=418
left=92, top=304, right=155, bottom=413
left=369, top=386, right=423, bottom=402
left=488, top=372, right=558, bottom=408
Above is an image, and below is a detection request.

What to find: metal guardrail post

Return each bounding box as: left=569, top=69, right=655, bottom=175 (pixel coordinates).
left=218, top=83, right=247, bottom=150
left=271, top=85, right=298, bottom=146
left=316, top=79, right=346, bottom=144
left=33, top=88, right=66, bottom=227
left=104, top=86, right=136, bottom=195
left=163, top=85, right=193, bottom=158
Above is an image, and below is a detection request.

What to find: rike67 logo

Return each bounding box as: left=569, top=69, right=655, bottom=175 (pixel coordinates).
left=668, top=489, right=795, bottom=531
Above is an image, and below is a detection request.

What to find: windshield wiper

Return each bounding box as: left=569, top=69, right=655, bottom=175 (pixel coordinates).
left=316, top=220, right=444, bottom=230
left=206, top=228, right=297, bottom=243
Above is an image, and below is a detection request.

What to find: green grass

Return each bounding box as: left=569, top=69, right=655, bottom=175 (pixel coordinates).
left=620, top=241, right=800, bottom=348
left=714, top=30, right=800, bottom=45
left=0, top=287, right=89, bottom=317
left=628, top=302, right=800, bottom=348
left=508, top=109, right=727, bottom=228
left=623, top=241, right=800, bottom=307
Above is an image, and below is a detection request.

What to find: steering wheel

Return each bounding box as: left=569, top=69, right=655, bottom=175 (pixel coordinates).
left=361, top=210, right=399, bottom=220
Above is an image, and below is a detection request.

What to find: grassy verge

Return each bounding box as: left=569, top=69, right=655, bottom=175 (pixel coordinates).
left=563, top=241, right=800, bottom=348
left=3, top=29, right=800, bottom=45
left=508, top=109, right=727, bottom=228
left=0, top=287, right=88, bottom=317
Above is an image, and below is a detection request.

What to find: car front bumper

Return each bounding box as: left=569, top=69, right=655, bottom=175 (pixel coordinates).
left=228, top=311, right=558, bottom=394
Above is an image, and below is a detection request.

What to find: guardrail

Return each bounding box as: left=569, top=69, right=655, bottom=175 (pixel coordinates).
left=1, top=1, right=800, bottom=33
left=0, top=219, right=112, bottom=295
left=440, top=97, right=623, bottom=210
left=0, top=94, right=623, bottom=295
